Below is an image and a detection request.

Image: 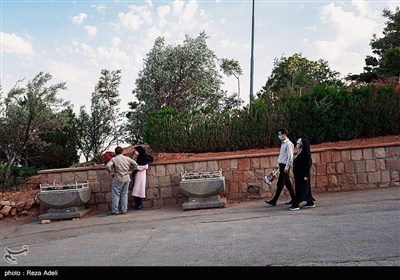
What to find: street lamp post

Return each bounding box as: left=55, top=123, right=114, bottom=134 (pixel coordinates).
left=249, top=0, right=255, bottom=104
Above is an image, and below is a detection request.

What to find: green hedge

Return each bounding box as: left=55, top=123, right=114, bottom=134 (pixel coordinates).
left=143, top=84, right=400, bottom=152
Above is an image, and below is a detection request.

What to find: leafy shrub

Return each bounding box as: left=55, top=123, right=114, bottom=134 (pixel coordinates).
left=0, top=166, right=39, bottom=189
left=141, top=84, right=399, bottom=153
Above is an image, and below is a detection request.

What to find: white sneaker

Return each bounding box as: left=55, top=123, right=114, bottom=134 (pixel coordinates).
left=303, top=203, right=315, bottom=209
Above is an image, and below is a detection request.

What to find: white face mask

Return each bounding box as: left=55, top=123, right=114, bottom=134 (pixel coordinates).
left=296, top=139, right=302, bottom=149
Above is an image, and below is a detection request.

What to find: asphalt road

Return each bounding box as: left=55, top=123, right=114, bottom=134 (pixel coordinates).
left=1, top=187, right=399, bottom=270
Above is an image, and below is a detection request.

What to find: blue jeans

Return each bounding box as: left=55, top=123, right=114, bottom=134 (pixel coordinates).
left=111, top=181, right=129, bottom=214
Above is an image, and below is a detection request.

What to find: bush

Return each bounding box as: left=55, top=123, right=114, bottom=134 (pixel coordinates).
left=141, top=83, right=399, bottom=153
left=0, top=166, right=39, bottom=189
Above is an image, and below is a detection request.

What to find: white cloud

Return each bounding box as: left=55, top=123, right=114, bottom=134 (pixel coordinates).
left=145, top=0, right=153, bottom=8
left=79, top=43, right=97, bottom=65
left=96, top=47, right=131, bottom=69
left=71, top=13, right=88, bottom=25
left=387, top=1, right=399, bottom=11
left=56, top=41, right=93, bottom=57
left=112, top=37, right=121, bottom=47
left=157, top=5, right=171, bottom=18
left=92, top=3, right=106, bottom=14
left=219, top=38, right=241, bottom=49
left=309, top=1, right=383, bottom=76
left=118, top=12, right=144, bottom=31
left=172, top=0, right=185, bottom=16
left=128, top=4, right=153, bottom=25
left=146, top=26, right=163, bottom=42
left=305, top=25, right=317, bottom=31
left=157, top=5, right=171, bottom=27
left=351, top=0, right=380, bottom=19
left=55, top=35, right=131, bottom=70
left=44, top=60, right=88, bottom=83
left=0, top=32, right=34, bottom=55
left=180, top=0, right=198, bottom=24
left=318, top=3, right=377, bottom=46
left=331, top=51, right=365, bottom=76
left=119, top=3, right=161, bottom=31
left=43, top=59, right=96, bottom=112
left=314, top=40, right=344, bottom=61
left=84, top=25, right=97, bottom=37
left=107, top=22, right=121, bottom=34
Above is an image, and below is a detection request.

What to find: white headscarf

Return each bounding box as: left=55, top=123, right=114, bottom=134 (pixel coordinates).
left=295, top=138, right=303, bottom=158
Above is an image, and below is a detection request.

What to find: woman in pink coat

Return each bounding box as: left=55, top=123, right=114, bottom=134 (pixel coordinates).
left=132, top=146, right=154, bottom=210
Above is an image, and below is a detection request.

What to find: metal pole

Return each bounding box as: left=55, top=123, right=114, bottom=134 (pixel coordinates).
left=249, top=0, right=255, bottom=104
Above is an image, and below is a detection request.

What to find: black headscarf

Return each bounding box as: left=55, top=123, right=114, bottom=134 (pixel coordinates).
left=135, top=146, right=154, bottom=165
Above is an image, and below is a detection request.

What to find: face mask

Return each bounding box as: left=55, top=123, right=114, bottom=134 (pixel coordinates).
left=278, top=135, right=283, bottom=141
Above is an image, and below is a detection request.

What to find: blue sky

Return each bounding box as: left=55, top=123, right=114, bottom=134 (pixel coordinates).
left=1, top=0, right=398, bottom=113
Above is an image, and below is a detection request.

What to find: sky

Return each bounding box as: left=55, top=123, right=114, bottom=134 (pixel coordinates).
left=1, top=0, right=399, bottom=114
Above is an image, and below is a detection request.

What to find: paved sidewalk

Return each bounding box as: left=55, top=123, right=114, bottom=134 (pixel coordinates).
left=1, top=187, right=399, bottom=267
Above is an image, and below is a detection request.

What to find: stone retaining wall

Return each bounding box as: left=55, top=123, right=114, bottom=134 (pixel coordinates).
left=38, top=142, right=400, bottom=211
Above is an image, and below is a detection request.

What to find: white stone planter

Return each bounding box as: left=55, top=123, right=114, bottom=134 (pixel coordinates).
left=39, top=181, right=91, bottom=220
left=179, top=170, right=226, bottom=210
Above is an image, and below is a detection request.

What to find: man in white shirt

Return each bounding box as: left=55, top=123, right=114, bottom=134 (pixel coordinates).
left=106, top=146, right=139, bottom=215
left=265, top=128, right=296, bottom=206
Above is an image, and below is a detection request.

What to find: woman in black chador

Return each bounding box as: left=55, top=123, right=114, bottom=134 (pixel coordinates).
left=289, top=138, right=316, bottom=211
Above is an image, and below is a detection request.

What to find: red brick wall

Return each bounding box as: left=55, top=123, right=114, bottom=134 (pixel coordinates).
left=38, top=143, right=400, bottom=211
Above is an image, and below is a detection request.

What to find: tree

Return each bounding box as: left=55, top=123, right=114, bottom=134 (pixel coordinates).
left=220, top=93, right=242, bottom=111
left=96, top=69, right=122, bottom=146
left=26, top=108, right=80, bottom=169
left=76, top=69, right=125, bottom=162
left=348, top=7, right=400, bottom=83
left=76, top=94, right=115, bottom=162
left=0, top=72, right=69, bottom=183
left=258, top=53, right=343, bottom=104
left=76, top=108, right=92, bottom=162
left=126, top=31, right=225, bottom=143
left=220, top=58, right=243, bottom=109
left=125, top=100, right=145, bottom=144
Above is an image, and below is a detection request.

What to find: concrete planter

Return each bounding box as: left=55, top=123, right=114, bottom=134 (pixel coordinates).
left=39, top=182, right=91, bottom=220
left=179, top=170, right=226, bottom=210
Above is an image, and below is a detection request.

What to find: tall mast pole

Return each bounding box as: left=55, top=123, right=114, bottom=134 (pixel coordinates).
left=249, top=0, right=255, bottom=104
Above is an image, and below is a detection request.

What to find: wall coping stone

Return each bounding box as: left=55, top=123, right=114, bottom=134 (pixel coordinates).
left=38, top=140, right=400, bottom=173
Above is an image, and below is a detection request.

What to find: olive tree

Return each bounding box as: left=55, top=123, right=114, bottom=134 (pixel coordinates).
left=0, top=72, right=69, bottom=182
left=126, top=31, right=225, bottom=143
left=258, top=53, right=343, bottom=105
